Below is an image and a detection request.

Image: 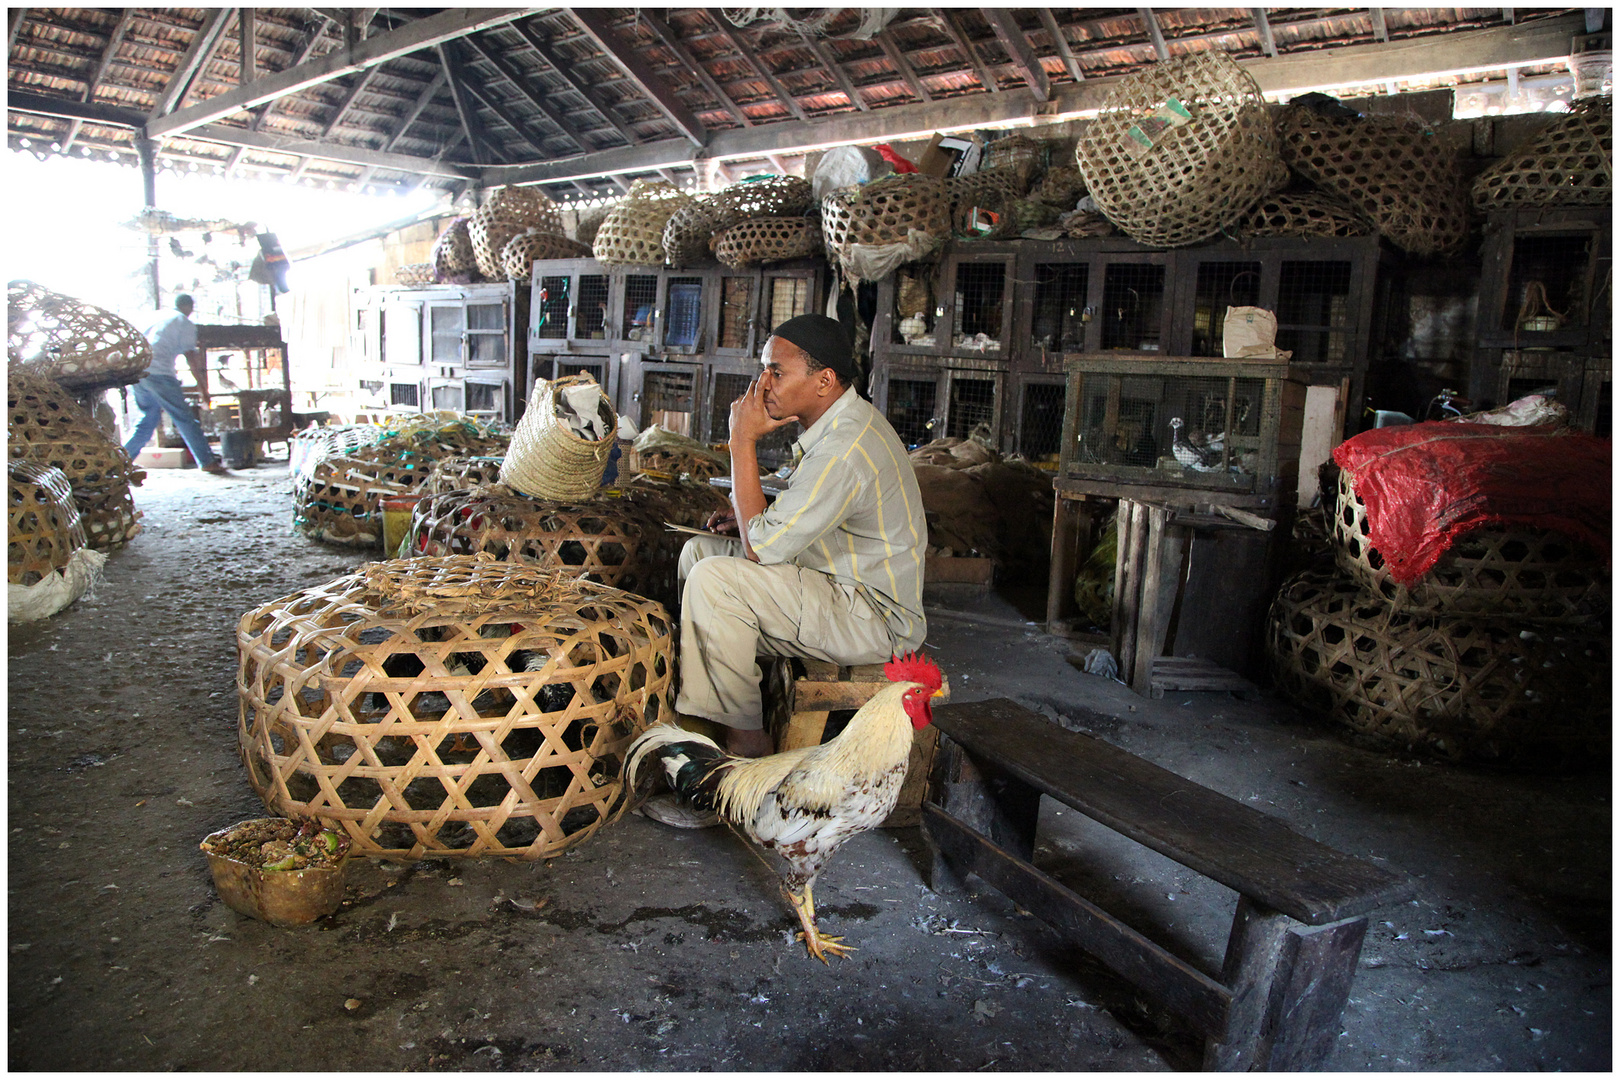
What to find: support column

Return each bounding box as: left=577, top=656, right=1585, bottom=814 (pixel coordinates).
left=135, top=133, right=160, bottom=309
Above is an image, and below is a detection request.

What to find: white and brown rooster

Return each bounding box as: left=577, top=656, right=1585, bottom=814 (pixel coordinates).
left=626, top=652, right=947, bottom=962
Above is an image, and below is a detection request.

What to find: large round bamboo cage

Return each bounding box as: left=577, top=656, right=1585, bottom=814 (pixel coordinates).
left=821, top=174, right=950, bottom=280
left=431, top=218, right=477, bottom=278
left=468, top=216, right=528, bottom=280
left=425, top=455, right=506, bottom=495
left=1277, top=105, right=1471, bottom=256
left=711, top=216, right=824, bottom=268
left=236, top=554, right=674, bottom=861
left=8, top=461, right=85, bottom=585
left=1328, top=469, right=1608, bottom=621
left=289, top=423, right=384, bottom=481
left=1242, top=188, right=1373, bottom=239
left=394, top=263, right=435, bottom=286
left=293, top=419, right=509, bottom=548
left=409, top=488, right=679, bottom=609
left=8, top=365, right=143, bottom=550
left=1075, top=50, right=1287, bottom=248
left=1266, top=567, right=1609, bottom=766
left=8, top=280, right=152, bottom=390
left=609, top=471, right=732, bottom=530
left=1471, top=95, right=1612, bottom=210
left=593, top=180, right=693, bottom=267
left=501, top=232, right=593, bottom=280
left=663, top=176, right=815, bottom=267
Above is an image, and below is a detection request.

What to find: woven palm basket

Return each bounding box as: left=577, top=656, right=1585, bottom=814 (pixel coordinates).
left=1076, top=51, right=1288, bottom=248
left=410, top=488, right=679, bottom=609
left=431, top=218, right=477, bottom=278
left=8, top=461, right=85, bottom=586
left=663, top=176, right=815, bottom=267
left=1471, top=96, right=1613, bottom=210
left=711, top=216, right=824, bottom=268
left=236, top=554, right=674, bottom=861
left=8, top=280, right=152, bottom=390
left=394, top=263, right=436, bottom=286
left=1328, top=469, right=1608, bottom=621
left=1277, top=105, right=1471, bottom=256
left=8, top=365, right=143, bottom=550
left=424, top=455, right=507, bottom=495
left=594, top=180, right=694, bottom=267
left=1242, top=188, right=1373, bottom=238
left=1267, top=567, right=1609, bottom=766
left=499, top=374, right=617, bottom=501
left=500, top=232, right=593, bottom=280
left=290, top=423, right=383, bottom=482
left=293, top=419, right=509, bottom=547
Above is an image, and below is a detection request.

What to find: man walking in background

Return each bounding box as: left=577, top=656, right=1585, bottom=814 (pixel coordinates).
left=123, top=293, right=230, bottom=475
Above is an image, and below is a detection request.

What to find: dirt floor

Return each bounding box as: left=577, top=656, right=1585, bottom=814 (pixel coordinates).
left=6, top=457, right=1611, bottom=1071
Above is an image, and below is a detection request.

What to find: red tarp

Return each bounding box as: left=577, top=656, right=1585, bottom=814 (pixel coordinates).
left=1332, top=423, right=1611, bottom=584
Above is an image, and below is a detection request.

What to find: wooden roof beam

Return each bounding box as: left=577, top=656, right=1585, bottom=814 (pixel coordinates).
left=875, top=28, right=934, bottom=102
left=383, top=70, right=447, bottom=153
left=238, top=7, right=256, bottom=84
left=795, top=29, right=869, bottom=112
left=455, top=72, right=553, bottom=160
left=570, top=9, right=706, bottom=145
left=459, top=32, right=588, bottom=152
left=8, top=9, right=25, bottom=52
left=316, top=65, right=383, bottom=140
left=144, top=8, right=526, bottom=139
left=146, top=8, right=232, bottom=120
left=985, top=10, right=1050, bottom=102
left=636, top=9, right=752, bottom=127
left=1138, top=8, right=1170, bottom=61
left=63, top=8, right=136, bottom=154
left=1252, top=9, right=1278, bottom=58
left=508, top=19, right=638, bottom=145
left=1038, top=10, right=1085, bottom=83
left=439, top=41, right=500, bottom=166
left=224, top=13, right=334, bottom=174
left=710, top=17, right=811, bottom=123
left=940, top=10, right=1000, bottom=93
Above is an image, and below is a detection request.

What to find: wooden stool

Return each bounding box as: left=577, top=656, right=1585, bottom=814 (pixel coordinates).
left=761, top=658, right=938, bottom=827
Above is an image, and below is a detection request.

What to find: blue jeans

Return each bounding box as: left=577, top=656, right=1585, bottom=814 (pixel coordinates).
left=124, top=373, right=218, bottom=468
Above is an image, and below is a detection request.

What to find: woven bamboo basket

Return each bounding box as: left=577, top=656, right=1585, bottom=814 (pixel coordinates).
left=8, top=365, right=144, bottom=550
left=289, top=423, right=383, bottom=482
left=468, top=216, right=530, bottom=280
left=236, top=554, right=674, bottom=861
left=1277, top=105, right=1471, bottom=256
left=7, top=280, right=152, bottom=390
left=410, top=488, right=679, bottom=609
left=1266, top=567, right=1609, bottom=765
left=499, top=374, right=617, bottom=501
left=394, top=263, right=436, bottom=286
left=500, top=232, right=593, bottom=280
left=946, top=168, right=1026, bottom=225
left=711, top=217, right=824, bottom=268
left=431, top=218, right=477, bottom=278
left=483, top=186, right=565, bottom=236
left=608, top=471, right=732, bottom=530
left=1058, top=209, right=1120, bottom=237
left=1471, top=96, right=1613, bottom=210
left=663, top=176, right=815, bottom=267
left=293, top=420, right=509, bottom=547
left=821, top=174, right=950, bottom=281
left=573, top=203, right=612, bottom=247
left=1328, top=469, right=1608, bottom=621
left=1242, top=188, right=1373, bottom=239
left=425, top=455, right=507, bottom=495
left=1076, top=51, right=1288, bottom=248
left=981, top=133, right=1048, bottom=186
left=1032, top=164, right=1086, bottom=208
left=593, top=180, right=694, bottom=267
left=8, top=461, right=85, bottom=585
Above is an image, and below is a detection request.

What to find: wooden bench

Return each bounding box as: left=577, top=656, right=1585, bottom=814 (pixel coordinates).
left=762, top=658, right=937, bottom=827
left=922, top=698, right=1415, bottom=1071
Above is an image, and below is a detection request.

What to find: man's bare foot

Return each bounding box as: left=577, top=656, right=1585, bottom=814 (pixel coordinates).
left=725, top=727, right=774, bottom=758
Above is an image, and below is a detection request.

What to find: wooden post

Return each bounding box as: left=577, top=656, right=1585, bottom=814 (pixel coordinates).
left=924, top=734, right=1042, bottom=891
left=1205, top=896, right=1369, bottom=1071
left=1045, top=493, right=1083, bottom=631
left=135, top=134, right=160, bottom=309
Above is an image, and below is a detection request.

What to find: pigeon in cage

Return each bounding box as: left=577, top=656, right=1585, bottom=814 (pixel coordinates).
left=1169, top=417, right=1221, bottom=471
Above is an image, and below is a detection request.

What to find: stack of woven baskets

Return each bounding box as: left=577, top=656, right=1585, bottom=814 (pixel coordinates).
left=7, top=280, right=151, bottom=391
left=429, top=187, right=590, bottom=284
left=662, top=175, right=818, bottom=269
left=1267, top=469, right=1610, bottom=767
left=293, top=416, right=509, bottom=547
left=821, top=173, right=951, bottom=283
left=7, top=460, right=106, bottom=622
left=8, top=364, right=143, bottom=550
left=593, top=180, right=695, bottom=267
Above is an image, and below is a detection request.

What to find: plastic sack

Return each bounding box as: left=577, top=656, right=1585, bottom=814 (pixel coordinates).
left=811, top=145, right=894, bottom=202
left=1223, top=306, right=1291, bottom=360
left=8, top=548, right=105, bottom=623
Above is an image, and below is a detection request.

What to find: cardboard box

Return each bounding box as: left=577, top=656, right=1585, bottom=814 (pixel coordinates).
left=915, top=133, right=981, bottom=178
left=134, top=446, right=193, bottom=470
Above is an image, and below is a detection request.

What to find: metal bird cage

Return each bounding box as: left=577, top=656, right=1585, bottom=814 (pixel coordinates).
left=1059, top=354, right=1306, bottom=499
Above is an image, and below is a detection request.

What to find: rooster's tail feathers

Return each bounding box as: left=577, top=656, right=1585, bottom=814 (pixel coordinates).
left=625, top=724, right=730, bottom=801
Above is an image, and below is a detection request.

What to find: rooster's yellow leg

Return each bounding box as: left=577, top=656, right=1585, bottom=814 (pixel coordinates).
left=786, top=881, right=854, bottom=963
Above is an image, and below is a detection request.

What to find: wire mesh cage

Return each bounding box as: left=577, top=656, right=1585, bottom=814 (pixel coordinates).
left=620, top=273, right=659, bottom=343
left=718, top=275, right=754, bottom=350
left=1099, top=263, right=1167, bottom=351
left=236, top=554, right=674, bottom=861
left=1059, top=354, right=1306, bottom=496
left=884, top=377, right=939, bottom=448
left=950, top=262, right=1008, bottom=352
left=1015, top=381, right=1067, bottom=469
left=639, top=367, right=698, bottom=436
left=711, top=370, right=797, bottom=464
left=1031, top=263, right=1091, bottom=353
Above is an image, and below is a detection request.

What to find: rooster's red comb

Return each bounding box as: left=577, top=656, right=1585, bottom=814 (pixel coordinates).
left=884, top=650, right=942, bottom=691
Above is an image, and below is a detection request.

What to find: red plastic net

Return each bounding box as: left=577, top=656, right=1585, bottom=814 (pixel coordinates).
left=1332, top=423, right=1611, bottom=584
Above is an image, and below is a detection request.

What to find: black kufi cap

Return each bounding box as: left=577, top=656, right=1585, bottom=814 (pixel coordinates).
left=769, top=314, right=854, bottom=379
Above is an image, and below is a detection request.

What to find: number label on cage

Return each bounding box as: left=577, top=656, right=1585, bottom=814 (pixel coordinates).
left=1125, top=97, right=1193, bottom=156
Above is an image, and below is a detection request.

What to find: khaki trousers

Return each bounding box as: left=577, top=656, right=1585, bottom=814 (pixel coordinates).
left=675, top=534, right=896, bottom=731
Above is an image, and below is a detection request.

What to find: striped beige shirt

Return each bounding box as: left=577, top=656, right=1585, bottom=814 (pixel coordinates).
left=746, top=386, right=927, bottom=649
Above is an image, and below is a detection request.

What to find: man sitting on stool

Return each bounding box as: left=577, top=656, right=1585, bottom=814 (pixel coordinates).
left=674, top=314, right=927, bottom=760
left=123, top=293, right=229, bottom=475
